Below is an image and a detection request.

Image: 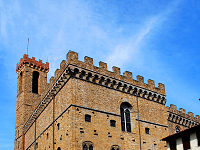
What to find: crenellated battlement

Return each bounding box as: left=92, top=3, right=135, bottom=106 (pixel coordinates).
left=167, top=104, right=200, bottom=127
left=16, top=54, right=49, bottom=73
left=65, top=51, right=165, bottom=95
left=48, top=51, right=166, bottom=106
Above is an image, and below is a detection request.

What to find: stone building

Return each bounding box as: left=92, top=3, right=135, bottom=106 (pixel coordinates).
left=162, top=124, right=200, bottom=150
left=14, top=51, right=200, bottom=150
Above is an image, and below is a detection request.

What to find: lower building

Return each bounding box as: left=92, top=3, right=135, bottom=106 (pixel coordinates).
left=162, top=124, right=200, bottom=150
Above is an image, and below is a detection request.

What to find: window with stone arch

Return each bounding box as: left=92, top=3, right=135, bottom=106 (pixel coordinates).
left=120, top=102, right=132, bottom=132
left=111, top=145, right=120, bottom=150
left=82, top=141, right=94, bottom=150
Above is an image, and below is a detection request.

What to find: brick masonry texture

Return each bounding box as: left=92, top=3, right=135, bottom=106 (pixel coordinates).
left=14, top=51, right=200, bottom=150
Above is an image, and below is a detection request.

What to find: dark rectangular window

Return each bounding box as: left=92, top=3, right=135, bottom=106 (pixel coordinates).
left=169, top=140, right=176, bottom=150
left=197, top=130, right=200, bottom=146
left=110, top=120, right=116, bottom=127
left=85, top=114, right=91, bottom=122
left=182, top=135, right=190, bottom=150
left=32, top=71, right=39, bottom=94
left=145, top=128, right=150, bottom=134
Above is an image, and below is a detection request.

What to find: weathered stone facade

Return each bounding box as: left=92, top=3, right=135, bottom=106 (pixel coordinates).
left=14, top=51, right=200, bottom=150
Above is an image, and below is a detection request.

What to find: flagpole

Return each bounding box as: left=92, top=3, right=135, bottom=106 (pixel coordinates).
left=27, top=38, right=29, bottom=55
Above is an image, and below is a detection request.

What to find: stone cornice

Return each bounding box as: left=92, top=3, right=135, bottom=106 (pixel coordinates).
left=168, top=111, right=199, bottom=127
left=69, top=64, right=166, bottom=104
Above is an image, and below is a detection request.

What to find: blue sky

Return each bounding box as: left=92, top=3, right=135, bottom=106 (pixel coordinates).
left=0, top=0, right=200, bottom=149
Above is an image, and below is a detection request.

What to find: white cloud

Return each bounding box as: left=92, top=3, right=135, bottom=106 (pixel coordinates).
left=105, top=16, right=158, bottom=70
left=105, top=0, right=182, bottom=70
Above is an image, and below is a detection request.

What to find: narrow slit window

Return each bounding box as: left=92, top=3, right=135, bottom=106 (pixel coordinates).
left=19, top=72, right=23, bottom=93
left=57, top=123, right=60, bottom=130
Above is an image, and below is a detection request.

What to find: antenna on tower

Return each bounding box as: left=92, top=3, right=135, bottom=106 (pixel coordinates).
left=27, top=38, right=29, bottom=55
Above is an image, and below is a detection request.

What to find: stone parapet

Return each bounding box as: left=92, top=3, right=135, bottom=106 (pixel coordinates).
left=167, top=104, right=200, bottom=127
left=16, top=54, right=49, bottom=73
left=65, top=51, right=165, bottom=95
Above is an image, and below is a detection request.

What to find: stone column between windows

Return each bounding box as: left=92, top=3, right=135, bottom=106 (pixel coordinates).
left=176, top=138, right=183, bottom=150
left=190, top=132, right=198, bottom=149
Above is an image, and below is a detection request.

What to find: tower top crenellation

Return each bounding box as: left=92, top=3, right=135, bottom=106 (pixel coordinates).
left=16, top=54, right=49, bottom=73
left=167, top=104, right=200, bottom=122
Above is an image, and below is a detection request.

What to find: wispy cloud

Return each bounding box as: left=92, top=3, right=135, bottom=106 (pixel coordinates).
left=0, top=0, right=21, bottom=39
left=105, top=17, right=158, bottom=69
left=105, top=0, right=182, bottom=70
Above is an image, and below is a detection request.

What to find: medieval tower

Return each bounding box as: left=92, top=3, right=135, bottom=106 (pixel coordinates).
left=14, top=51, right=200, bottom=150
left=15, top=54, right=49, bottom=150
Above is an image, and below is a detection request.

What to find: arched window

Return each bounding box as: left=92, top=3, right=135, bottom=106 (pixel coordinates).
left=110, top=145, right=120, bottom=150
left=32, top=71, right=39, bottom=94
left=120, top=102, right=132, bottom=132
left=57, top=147, right=61, bottom=150
left=82, top=141, right=93, bottom=150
